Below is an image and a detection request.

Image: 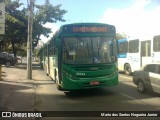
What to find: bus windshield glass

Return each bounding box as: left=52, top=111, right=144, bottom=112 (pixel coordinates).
left=63, top=37, right=114, bottom=64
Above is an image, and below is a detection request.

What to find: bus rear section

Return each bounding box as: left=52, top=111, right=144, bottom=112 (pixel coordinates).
left=152, top=35, right=160, bottom=63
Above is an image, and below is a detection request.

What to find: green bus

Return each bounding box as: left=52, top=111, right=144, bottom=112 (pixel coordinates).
left=39, top=23, right=118, bottom=91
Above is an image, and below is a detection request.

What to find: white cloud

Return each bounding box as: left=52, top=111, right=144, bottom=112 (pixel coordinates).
left=40, top=23, right=59, bottom=43
left=99, top=0, right=160, bottom=37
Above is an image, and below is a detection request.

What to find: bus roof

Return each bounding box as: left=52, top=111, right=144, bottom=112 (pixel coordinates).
left=57, top=22, right=116, bottom=36
left=45, top=23, right=116, bottom=45
left=60, top=23, right=115, bottom=27
left=126, top=34, right=160, bottom=41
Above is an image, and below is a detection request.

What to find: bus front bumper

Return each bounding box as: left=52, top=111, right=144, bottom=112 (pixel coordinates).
left=62, top=73, right=118, bottom=90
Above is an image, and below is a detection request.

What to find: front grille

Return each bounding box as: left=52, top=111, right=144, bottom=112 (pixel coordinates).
left=73, top=65, right=112, bottom=71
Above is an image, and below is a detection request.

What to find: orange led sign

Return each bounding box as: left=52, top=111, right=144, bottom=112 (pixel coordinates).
left=73, top=27, right=108, bottom=33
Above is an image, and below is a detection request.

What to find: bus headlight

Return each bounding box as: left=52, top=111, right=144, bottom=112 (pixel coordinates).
left=63, top=71, right=77, bottom=80
left=109, top=69, right=118, bottom=77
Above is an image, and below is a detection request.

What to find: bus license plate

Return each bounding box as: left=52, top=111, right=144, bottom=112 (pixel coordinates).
left=90, top=81, right=99, bottom=85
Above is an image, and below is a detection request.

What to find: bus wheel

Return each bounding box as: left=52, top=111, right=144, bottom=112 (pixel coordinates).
left=54, top=71, right=63, bottom=91
left=137, top=80, right=146, bottom=93
left=124, top=64, right=132, bottom=76
left=54, top=70, right=57, bottom=83
left=57, top=85, right=63, bottom=91
left=56, top=77, right=63, bottom=91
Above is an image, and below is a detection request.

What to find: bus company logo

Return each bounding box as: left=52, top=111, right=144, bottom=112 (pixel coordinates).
left=2, top=112, right=11, bottom=117
left=1, top=112, right=42, bottom=118
left=76, top=72, right=85, bottom=76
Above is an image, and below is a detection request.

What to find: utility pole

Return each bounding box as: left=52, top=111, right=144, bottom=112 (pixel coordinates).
left=27, top=0, right=34, bottom=79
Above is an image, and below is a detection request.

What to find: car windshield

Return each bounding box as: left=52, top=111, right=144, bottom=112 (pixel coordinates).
left=9, top=54, right=14, bottom=57
left=63, top=36, right=115, bottom=64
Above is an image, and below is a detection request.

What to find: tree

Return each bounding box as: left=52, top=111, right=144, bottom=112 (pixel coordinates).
left=32, top=0, right=67, bottom=47
left=0, top=0, right=28, bottom=56
left=0, top=0, right=67, bottom=56
left=116, top=32, right=127, bottom=40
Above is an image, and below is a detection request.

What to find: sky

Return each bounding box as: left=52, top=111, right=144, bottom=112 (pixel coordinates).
left=20, top=0, right=160, bottom=43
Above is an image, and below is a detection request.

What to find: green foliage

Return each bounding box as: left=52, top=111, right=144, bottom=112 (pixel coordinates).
left=0, top=0, right=67, bottom=56
left=16, top=44, right=27, bottom=57
left=33, top=0, right=67, bottom=46
left=116, top=32, right=127, bottom=40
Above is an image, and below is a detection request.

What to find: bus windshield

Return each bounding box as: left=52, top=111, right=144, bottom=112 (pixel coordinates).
left=63, top=37, right=115, bottom=64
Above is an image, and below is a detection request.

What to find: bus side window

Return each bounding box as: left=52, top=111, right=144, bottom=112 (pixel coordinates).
left=118, top=41, right=128, bottom=54
left=53, top=40, right=57, bottom=55
left=129, top=39, right=139, bottom=53
left=141, top=40, right=151, bottom=57
left=153, top=35, right=160, bottom=52
left=119, top=43, right=125, bottom=54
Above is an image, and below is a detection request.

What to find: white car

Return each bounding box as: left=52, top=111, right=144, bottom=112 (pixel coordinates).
left=133, top=63, right=160, bottom=94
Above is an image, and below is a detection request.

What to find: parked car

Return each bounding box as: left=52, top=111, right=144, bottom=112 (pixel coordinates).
left=133, top=63, right=160, bottom=94
left=0, top=52, right=17, bottom=67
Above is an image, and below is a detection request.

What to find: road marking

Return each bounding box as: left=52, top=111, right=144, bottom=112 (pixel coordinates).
left=121, top=93, right=136, bottom=100
left=119, top=74, right=132, bottom=80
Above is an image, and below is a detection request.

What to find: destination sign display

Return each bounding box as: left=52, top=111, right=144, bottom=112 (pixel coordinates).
left=62, top=24, right=115, bottom=35
left=72, top=26, right=108, bottom=33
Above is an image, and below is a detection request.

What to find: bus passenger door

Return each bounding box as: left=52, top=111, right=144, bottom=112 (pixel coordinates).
left=49, top=40, right=56, bottom=80
left=152, top=35, right=160, bottom=63
left=141, top=40, right=152, bottom=67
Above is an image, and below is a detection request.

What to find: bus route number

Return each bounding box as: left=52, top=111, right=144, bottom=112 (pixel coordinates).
left=76, top=73, right=85, bottom=76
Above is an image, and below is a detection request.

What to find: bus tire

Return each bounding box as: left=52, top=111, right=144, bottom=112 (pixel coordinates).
left=124, top=64, right=132, bottom=76
left=54, top=70, right=63, bottom=91
left=54, top=70, right=57, bottom=83
left=57, top=84, right=63, bottom=91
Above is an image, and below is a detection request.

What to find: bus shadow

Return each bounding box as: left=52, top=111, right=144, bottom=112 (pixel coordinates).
left=63, top=81, right=160, bottom=100
left=15, top=72, right=158, bottom=112
left=10, top=63, right=43, bottom=70
left=64, top=88, right=116, bottom=98
left=119, top=71, right=133, bottom=76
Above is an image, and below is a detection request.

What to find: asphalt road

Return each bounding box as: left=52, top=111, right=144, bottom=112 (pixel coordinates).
left=1, top=63, right=160, bottom=120
left=33, top=71, right=160, bottom=120
left=34, top=72, right=160, bottom=111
